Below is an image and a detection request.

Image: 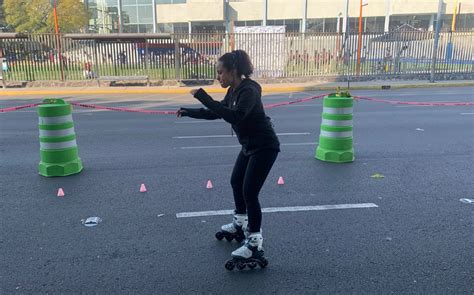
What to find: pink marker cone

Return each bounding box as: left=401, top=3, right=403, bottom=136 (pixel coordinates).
left=277, top=176, right=285, bottom=185
left=140, top=183, right=147, bottom=193
left=57, top=188, right=65, bottom=197
left=206, top=179, right=213, bottom=189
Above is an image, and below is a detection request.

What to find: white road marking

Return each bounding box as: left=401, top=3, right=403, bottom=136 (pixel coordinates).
left=460, top=113, right=474, bottom=115
left=281, top=142, right=317, bottom=146
left=394, top=100, right=470, bottom=108
left=283, top=104, right=322, bottom=107
left=173, top=132, right=311, bottom=139
left=459, top=198, right=474, bottom=204
left=176, top=203, right=378, bottom=218
left=181, top=144, right=241, bottom=149
left=395, top=105, right=435, bottom=108
left=355, top=92, right=472, bottom=97
left=174, top=120, right=226, bottom=124
left=180, top=142, right=317, bottom=149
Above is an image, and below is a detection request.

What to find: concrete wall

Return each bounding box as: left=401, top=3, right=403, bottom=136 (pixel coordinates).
left=157, top=0, right=224, bottom=23
left=155, top=0, right=474, bottom=24
left=229, top=0, right=264, bottom=21
left=267, top=0, right=303, bottom=20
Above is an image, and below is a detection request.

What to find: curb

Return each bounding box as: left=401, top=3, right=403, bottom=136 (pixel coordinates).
left=1, top=81, right=473, bottom=96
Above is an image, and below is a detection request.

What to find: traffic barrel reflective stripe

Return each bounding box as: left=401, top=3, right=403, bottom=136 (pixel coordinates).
left=321, top=119, right=353, bottom=127
left=38, top=114, right=74, bottom=125
left=322, top=106, right=353, bottom=114
left=320, top=130, right=353, bottom=138
left=39, top=127, right=76, bottom=137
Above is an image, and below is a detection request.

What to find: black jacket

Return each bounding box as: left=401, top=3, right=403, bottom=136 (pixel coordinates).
left=183, top=79, right=280, bottom=155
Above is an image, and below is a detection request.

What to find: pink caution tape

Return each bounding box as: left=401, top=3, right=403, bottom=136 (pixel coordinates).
left=0, top=103, right=43, bottom=113
left=2, top=94, right=472, bottom=114
left=71, top=94, right=329, bottom=114
left=353, top=96, right=474, bottom=106
left=70, top=102, right=177, bottom=115
left=264, top=94, right=328, bottom=109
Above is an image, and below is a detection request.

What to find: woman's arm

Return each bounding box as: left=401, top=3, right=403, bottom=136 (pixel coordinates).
left=178, top=107, right=221, bottom=120
left=193, top=88, right=256, bottom=125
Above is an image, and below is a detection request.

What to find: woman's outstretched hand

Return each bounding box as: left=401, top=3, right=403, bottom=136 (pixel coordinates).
left=176, top=108, right=187, bottom=118
left=190, top=89, right=199, bottom=96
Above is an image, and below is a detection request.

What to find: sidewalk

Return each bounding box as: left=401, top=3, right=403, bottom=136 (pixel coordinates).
left=1, top=79, right=473, bottom=96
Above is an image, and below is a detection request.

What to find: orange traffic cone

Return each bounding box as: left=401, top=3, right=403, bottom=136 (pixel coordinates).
left=277, top=176, right=285, bottom=185
left=57, top=188, right=65, bottom=197
left=140, top=183, right=147, bottom=193
left=206, top=180, right=213, bottom=189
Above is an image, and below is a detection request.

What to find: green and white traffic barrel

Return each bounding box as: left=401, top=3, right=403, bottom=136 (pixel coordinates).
left=315, top=92, right=354, bottom=163
left=38, top=98, right=83, bottom=177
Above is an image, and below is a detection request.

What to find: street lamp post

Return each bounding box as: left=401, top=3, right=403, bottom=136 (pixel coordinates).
left=355, top=0, right=366, bottom=76
left=430, top=0, right=443, bottom=83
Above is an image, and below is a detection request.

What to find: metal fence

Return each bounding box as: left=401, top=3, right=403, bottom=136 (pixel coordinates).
left=0, top=30, right=473, bottom=83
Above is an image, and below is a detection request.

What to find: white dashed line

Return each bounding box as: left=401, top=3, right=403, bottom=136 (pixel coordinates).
left=180, top=142, right=317, bottom=149
left=173, top=132, right=311, bottom=139
left=176, top=203, right=379, bottom=218
left=174, top=120, right=226, bottom=124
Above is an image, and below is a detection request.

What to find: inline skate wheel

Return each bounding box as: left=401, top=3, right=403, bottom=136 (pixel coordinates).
left=215, top=232, right=224, bottom=240
left=259, top=257, right=268, bottom=268
left=225, top=236, right=233, bottom=242
left=248, top=262, right=257, bottom=269
left=235, top=235, right=244, bottom=243
left=236, top=262, right=246, bottom=270
left=225, top=260, right=235, bottom=271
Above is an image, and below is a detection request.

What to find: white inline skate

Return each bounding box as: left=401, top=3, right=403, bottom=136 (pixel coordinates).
left=224, top=232, right=268, bottom=271
left=215, top=213, right=248, bottom=243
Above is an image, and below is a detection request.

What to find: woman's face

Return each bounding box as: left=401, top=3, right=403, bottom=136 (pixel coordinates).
left=216, top=61, right=234, bottom=88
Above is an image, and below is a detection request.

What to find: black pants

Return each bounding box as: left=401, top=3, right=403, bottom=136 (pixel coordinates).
left=231, top=149, right=278, bottom=233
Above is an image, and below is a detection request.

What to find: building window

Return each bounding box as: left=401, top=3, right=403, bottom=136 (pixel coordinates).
left=457, top=13, right=474, bottom=30
left=122, top=6, right=138, bottom=24
left=389, top=15, right=433, bottom=31
left=267, top=19, right=300, bottom=32
left=173, top=23, right=189, bottom=34
left=365, top=17, right=385, bottom=32
left=235, top=20, right=262, bottom=27
left=87, top=0, right=121, bottom=33
left=137, top=6, right=153, bottom=23
left=307, top=18, right=338, bottom=33
left=123, top=24, right=139, bottom=33
left=122, top=0, right=154, bottom=33
left=192, top=22, right=225, bottom=33
left=158, top=23, right=173, bottom=33
left=138, top=24, right=154, bottom=33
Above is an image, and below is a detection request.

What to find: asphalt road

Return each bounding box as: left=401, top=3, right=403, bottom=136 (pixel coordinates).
left=1, top=87, right=473, bottom=294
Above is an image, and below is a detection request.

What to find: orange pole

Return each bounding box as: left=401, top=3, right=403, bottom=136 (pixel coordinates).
left=53, top=6, right=60, bottom=35
left=451, top=1, right=459, bottom=32
left=356, top=0, right=363, bottom=75
left=53, top=1, right=65, bottom=81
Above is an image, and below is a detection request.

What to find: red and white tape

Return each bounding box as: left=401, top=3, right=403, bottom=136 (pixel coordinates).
left=70, top=102, right=177, bottom=115
left=264, top=94, right=327, bottom=109
left=353, top=96, right=474, bottom=106
left=1, top=93, right=473, bottom=114
left=0, top=103, right=43, bottom=113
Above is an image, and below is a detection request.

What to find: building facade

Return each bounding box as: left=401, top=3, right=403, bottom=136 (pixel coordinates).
left=84, top=0, right=474, bottom=34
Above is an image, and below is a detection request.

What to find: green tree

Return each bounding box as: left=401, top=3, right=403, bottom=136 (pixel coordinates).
left=0, top=0, right=5, bottom=26
left=3, top=0, right=28, bottom=31
left=3, top=0, right=88, bottom=33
